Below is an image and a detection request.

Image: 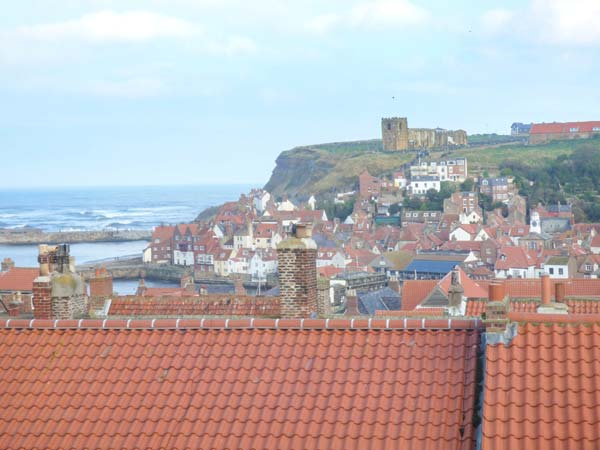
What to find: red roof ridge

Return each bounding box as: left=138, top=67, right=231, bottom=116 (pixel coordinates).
left=507, top=312, right=600, bottom=324
left=0, top=317, right=482, bottom=330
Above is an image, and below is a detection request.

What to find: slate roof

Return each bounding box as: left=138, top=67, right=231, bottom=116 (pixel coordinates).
left=0, top=319, right=480, bottom=450
left=483, top=322, right=600, bottom=449
left=405, top=260, right=462, bottom=274
left=357, top=287, right=400, bottom=314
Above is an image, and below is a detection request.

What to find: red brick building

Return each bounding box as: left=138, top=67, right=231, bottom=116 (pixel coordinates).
left=529, top=121, right=600, bottom=144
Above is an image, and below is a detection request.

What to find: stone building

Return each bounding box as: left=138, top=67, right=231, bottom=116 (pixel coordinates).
left=381, top=117, right=409, bottom=151
left=381, top=116, right=467, bottom=151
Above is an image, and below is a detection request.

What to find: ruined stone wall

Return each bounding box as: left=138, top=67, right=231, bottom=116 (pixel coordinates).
left=408, top=128, right=467, bottom=149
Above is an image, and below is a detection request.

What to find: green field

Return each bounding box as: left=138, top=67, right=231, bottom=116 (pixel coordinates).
left=452, top=137, right=600, bottom=174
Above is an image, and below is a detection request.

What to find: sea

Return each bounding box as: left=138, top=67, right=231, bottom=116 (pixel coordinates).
left=0, top=185, right=252, bottom=294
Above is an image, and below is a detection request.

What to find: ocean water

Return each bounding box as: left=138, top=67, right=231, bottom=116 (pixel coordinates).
left=0, top=185, right=251, bottom=293
left=0, top=185, right=252, bottom=232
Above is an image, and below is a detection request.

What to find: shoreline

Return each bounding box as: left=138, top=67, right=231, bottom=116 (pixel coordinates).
left=0, top=229, right=151, bottom=245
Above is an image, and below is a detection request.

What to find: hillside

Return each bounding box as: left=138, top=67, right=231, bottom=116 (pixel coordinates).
left=264, top=140, right=414, bottom=199
left=264, top=136, right=600, bottom=200
left=451, top=138, right=600, bottom=175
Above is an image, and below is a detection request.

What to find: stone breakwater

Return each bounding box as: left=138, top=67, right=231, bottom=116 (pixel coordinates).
left=0, top=229, right=151, bottom=245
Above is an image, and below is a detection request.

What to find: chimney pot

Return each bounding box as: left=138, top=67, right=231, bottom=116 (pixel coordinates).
left=541, top=274, right=551, bottom=305
left=489, top=282, right=505, bottom=302
left=555, top=282, right=566, bottom=303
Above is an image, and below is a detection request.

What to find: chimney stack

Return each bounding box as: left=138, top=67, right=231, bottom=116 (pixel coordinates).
left=32, top=244, right=86, bottom=320
left=1, top=258, right=15, bottom=272
left=89, top=268, right=113, bottom=298
left=277, top=223, right=318, bottom=318
left=447, top=267, right=465, bottom=315
left=344, top=289, right=360, bottom=316
left=234, top=277, right=246, bottom=296
left=484, top=282, right=509, bottom=332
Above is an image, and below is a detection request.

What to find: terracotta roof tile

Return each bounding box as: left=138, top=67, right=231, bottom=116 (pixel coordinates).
left=483, top=322, right=600, bottom=449
left=400, top=280, right=438, bottom=310
left=0, top=320, right=480, bottom=450
left=0, top=268, right=39, bottom=292
left=530, top=120, right=600, bottom=134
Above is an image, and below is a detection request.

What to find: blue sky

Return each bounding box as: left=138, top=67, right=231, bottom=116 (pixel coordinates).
left=1, top=0, right=599, bottom=187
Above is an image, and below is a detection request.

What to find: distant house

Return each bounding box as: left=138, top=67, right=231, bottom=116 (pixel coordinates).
left=408, top=175, right=440, bottom=195
left=494, top=246, right=537, bottom=278
left=480, top=177, right=511, bottom=203
left=529, top=121, right=600, bottom=144
left=511, top=122, right=531, bottom=136
left=147, top=225, right=175, bottom=264
left=409, top=158, right=468, bottom=183
left=543, top=256, right=576, bottom=279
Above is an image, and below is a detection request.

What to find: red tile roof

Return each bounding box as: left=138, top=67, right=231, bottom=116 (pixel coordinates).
left=477, top=278, right=600, bottom=299
left=0, top=268, right=39, bottom=292
left=438, top=267, right=488, bottom=299
left=0, top=319, right=480, bottom=450
left=400, top=280, right=438, bottom=310
left=483, top=322, right=600, bottom=449
left=530, top=120, right=600, bottom=134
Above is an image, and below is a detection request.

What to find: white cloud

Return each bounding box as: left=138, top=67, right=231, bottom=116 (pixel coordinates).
left=17, top=10, right=199, bottom=43
left=481, top=0, right=600, bottom=46
left=207, top=35, right=258, bottom=56
left=307, top=0, right=429, bottom=34
left=481, top=9, right=514, bottom=34
left=87, top=77, right=166, bottom=97
left=533, top=0, right=600, bottom=45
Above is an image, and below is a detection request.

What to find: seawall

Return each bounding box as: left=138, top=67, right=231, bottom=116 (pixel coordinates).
left=0, top=229, right=151, bottom=245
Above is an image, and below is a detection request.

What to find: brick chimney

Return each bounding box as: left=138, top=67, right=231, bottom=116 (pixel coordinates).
left=447, top=267, right=465, bottom=316
left=180, top=273, right=196, bottom=294
left=344, top=289, right=360, bottom=316
left=388, top=276, right=401, bottom=294
left=277, top=223, right=318, bottom=318
left=484, top=282, right=509, bottom=332
left=234, top=277, right=246, bottom=295
left=1, top=258, right=15, bottom=272
left=89, top=268, right=113, bottom=298
left=32, top=244, right=87, bottom=320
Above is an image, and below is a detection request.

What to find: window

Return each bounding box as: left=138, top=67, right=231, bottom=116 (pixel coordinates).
left=558, top=268, right=564, bottom=275
left=549, top=268, right=554, bottom=275
left=586, top=264, right=593, bottom=271
left=593, top=127, right=600, bottom=132
left=569, top=127, right=579, bottom=132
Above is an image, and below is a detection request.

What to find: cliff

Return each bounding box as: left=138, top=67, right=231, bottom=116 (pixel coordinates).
left=264, top=140, right=415, bottom=199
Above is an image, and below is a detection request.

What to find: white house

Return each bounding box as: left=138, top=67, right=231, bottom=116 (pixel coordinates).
left=543, top=256, right=572, bottom=279
left=174, top=248, right=194, bottom=267
left=249, top=250, right=278, bottom=282
left=317, top=248, right=346, bottom=269
left=254, top=191, right=271, bottom=214
left=277, top=199, right=297, bottom=211
left=408, top=176, right=440, bottom=195
left=459, top=210, right=482, bottom=224
left=142, top=246, right=152, bottom=264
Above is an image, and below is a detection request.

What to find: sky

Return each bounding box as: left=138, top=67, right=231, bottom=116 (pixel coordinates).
left=1, top=0, right=599, bottom=188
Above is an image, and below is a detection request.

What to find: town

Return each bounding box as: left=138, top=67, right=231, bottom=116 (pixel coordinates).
left=2, top=117, right=600, bottom=450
